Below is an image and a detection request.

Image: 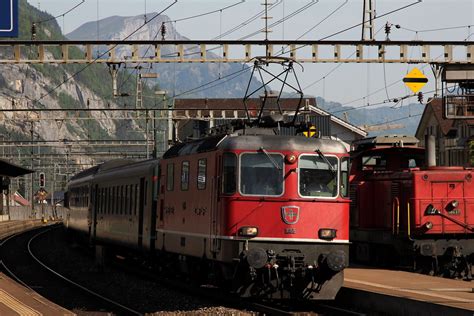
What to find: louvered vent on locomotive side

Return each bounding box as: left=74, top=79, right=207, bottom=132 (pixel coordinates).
left=391, top=182, right=400, bottom=201
left=349, top=184, right=358, bottom=227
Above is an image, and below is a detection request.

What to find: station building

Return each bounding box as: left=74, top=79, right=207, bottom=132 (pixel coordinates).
left=415, top=98, right=474, bottom=167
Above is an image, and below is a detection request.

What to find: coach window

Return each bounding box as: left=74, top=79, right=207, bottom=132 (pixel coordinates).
left=121, top=186, right=125, bottom=215
left=222, top=153, right=237, bottom=194
left=197, top=159, right=207, bottom=190
left=128, top=185, right=132, bottom=215
left=134, top=184, right=138, bottom=215
left=167, top=163, right=174, bottom=191
left=240, top=152, right=284, bottom=196
left=181, top=161, right=190, bottom=191
left=299, top=155, right=338, bottom=198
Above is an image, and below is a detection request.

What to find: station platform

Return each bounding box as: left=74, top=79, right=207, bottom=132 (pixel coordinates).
left=0, top=273, right=74, bottom=316
left=0, top=220, right=73, bottom=315
left=0, top=219, right=53, bottom=239
left=340, top=267, right=474, bottom=316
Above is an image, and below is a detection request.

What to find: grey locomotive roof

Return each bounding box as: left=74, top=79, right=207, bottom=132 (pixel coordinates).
left=220, top=135, right=347, bottom=153
left=164, top=134, right=347, bottom=158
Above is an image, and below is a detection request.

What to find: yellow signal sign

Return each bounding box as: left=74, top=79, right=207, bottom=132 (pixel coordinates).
left=403, top=68, right=428, bottom=93
left=303, top=126, right=317, bottom=138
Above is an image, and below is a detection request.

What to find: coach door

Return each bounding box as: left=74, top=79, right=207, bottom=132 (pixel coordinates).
left=210, top=156, right=220, bottom=254
left=90, top=184, right=98, bottom=242
left=138, top=177, right=145, bottom=249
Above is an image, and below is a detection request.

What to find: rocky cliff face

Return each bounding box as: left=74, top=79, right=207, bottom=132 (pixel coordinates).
left=0, top=0, right=148, bottom=173
left=67, top=13, right=259, bottom=98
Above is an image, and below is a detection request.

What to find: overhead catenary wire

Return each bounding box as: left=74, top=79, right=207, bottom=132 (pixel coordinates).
left=275, top=0, right=348, bottom=56
left=277, top=0, right=423, bottom=57
left=399, top=24, right=474, bottom=34
left=159, top=1, right=424, bottom=107
left=173, top=66, right=251, bottom=98
left=118, top=1, right=247, bottom=93
left=163, top=0, right=245, bottom=24
left=239, top=0, right=319, bottom=40
left=33, top=1, right=179, bottom=105
left=34, top=0, right=85, bottom=24
left=161, top=0, right=316, bottom=59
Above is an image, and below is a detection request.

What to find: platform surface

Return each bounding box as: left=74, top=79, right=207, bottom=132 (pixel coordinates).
left=344, top=267, right=474, bottom=311
left=0, top=273, right=75, bottom=316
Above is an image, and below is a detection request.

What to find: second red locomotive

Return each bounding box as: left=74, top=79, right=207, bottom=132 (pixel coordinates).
left=350, top=135, right=474, bottom=279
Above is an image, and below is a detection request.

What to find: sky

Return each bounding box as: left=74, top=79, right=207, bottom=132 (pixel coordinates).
left=26, top=0, right=474, bottom=110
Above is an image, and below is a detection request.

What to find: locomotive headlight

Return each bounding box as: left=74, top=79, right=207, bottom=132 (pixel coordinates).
left=450, top=200, right=459, bottom=208
left=425, top=221, right=433, bottom=230
left=238, top=226, right=259, bottom=238
left=319, top=228, right=337, bottom=240
left=285, top=153, right=297, bottom=164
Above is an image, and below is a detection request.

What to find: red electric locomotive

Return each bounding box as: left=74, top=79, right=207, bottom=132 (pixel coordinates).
left=350, top=135, right=474, bottom=278
left=66, top=126, right=351, bottom=300
left=157, top=130, right=350, bottom=299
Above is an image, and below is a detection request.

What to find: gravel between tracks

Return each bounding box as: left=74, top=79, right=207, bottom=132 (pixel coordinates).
left=32, top=226, right=254, bottom=315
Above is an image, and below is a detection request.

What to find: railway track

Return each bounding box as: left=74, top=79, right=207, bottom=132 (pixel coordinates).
left=0, top=226, right=370, bottom=315
left=0, top=225, right=141, bottom=315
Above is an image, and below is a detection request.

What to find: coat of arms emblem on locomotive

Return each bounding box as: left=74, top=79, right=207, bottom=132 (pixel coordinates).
left=281, top=206, right=300, bottom=225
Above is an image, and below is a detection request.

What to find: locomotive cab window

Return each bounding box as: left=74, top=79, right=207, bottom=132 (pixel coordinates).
left=222, top=153, right=237, bottom=194
left=361, top=155, right=386, bottom=171
left=341, top=157, right=350, bottom=198
left=299, top=154, right=338, bottom=198
left=240, top=152, right=284, bottom=196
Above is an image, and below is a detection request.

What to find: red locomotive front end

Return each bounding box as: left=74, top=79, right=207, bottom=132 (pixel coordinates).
left=157, top=133, right=350, bottom=299
left=350, top=135, right=474, bottom=278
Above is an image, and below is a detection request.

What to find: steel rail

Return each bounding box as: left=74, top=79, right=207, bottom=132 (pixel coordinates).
left=27, top=227, right=142, bottom=316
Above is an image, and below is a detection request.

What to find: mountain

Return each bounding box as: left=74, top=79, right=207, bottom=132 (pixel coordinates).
left=67, top=14, right=260, bottom=98
left=0, top=0, right=156, bottom=192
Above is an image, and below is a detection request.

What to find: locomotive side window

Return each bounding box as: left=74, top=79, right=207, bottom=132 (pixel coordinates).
left=222, top=153, right=237, bottom=194
left=181, top=161, right=190, bottom=191
left=361, top=155, right=386, bottom=171
left=197, top=159, right=207, bottom=190
left=299, top=155, right=338, bottom=198
left=167, top=163, right=174, bottom=191
left=240, top=153, right=284, bottom=196
left=341, top=158, right=349, bottom=198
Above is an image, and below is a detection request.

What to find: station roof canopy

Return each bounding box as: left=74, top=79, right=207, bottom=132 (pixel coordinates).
left=0, top=159, right=34, bottom=177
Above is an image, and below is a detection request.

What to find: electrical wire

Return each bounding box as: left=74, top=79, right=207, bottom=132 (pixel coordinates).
left=173, top=66, right=250, bottom=98
left=118, top=1, right=248, bottom=93
left=164, top=0, right=245, bottom=24
left=215, top=0, right=282, bottom=39
left=275, top=0, right=348, bottom=56
left=161, top=0, right=313, bottom=59
left=34, top=0, right=85, bottom=24
left=33, top=1, right=178, bottom=105
left=239, top=0, right=319, bottom=40
left=399, top=24, right=474, bottom=33
left=277, top=0, right=422, bottom=57
left=294, top=0, right=348, bottom=41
